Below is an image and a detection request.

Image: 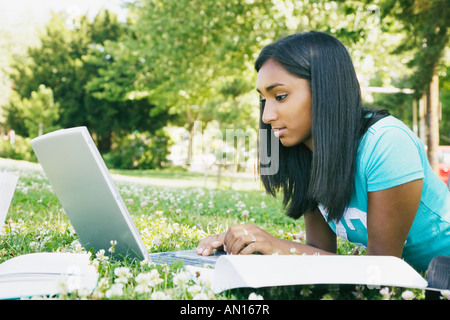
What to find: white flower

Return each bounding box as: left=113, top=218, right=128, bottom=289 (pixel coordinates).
left=440, top=290, right=450, bottom=300
left=140, top=258, right=155, bottom=268
left=379, top=287, right=392, bottom=300
left=152, top=237, right=162, bottom=247
left=109, top=240, right=118, bottom=253
left=29, top=241, right=39, bottom=250
left=114, top=267, right=132, bottom=284
left=187, top=284, right=202, bottom=295
left=248, top=292, right=264, bottom=300
left=95, top=249, right=109, bottom=262
left=71, top=240, right=84, bottom=253
left=401, top=290, right=415, bottom=300
left=135, top=269, right=163, bottom=293
left=290, top=247, right=296, bottom=254
left=193, top=292, right=210, bottom=300
left=173, top=270, right=192, bottom=287
left=151, top=291, right=172, bottom=300
left=91, top=259, right=100, bottom=269
left=77, top=287, right=93, bottom=299
left=135, top=280, right=152, bottom=293
left=197, top=273, right=213, bottom=289
left=148, top=269, right=163, bottom=285
left=97, top=277, right=110, bottom=290
left=105, top=283, right=124, bottom=298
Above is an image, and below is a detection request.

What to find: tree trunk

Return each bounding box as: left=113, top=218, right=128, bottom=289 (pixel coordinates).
left=426, top=69, right=440, bottom=174
left=38, top=122, right=44, bottom=136
left=419, top=94, right=427, bottom=144
left=97, top=131, right=112, bottom=153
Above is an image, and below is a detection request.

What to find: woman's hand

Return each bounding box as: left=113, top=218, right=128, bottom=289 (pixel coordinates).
left=196, top=232, right=226, bottom=256
left=196, top=224, right=282, bottom=256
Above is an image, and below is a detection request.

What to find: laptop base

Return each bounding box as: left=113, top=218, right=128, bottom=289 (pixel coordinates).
left=148, top=249, right=226, bottom=267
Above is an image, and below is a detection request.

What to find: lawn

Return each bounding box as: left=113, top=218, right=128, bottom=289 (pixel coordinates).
left=0, top=158, right=437, bottom=300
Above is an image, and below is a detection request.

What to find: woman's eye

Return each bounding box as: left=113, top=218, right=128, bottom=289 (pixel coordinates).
left=275, top=94, right=287, bottom=101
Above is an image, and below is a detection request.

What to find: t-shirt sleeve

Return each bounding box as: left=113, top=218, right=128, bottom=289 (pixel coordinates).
left=363, top=126, right=425, bottom=192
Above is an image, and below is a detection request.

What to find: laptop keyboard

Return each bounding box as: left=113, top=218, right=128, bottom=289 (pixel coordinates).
left=148, top=249, right=226, bottom=267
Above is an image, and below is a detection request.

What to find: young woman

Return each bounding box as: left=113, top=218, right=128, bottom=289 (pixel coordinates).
left=196, top=31, right=450, bottom=274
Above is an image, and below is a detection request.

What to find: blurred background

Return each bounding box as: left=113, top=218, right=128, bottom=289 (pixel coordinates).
left=0, top=0, right=448, bottom=184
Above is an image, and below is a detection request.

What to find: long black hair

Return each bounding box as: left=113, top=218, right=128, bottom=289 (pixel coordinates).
left=256, top=32, right=388, bottom=222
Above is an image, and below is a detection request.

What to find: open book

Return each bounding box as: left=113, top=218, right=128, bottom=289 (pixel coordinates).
left=187, top=255, right=429, bottom=294
left=0, top=252, right=98, bottom=299
left=0, top=171, right=97, bottom=300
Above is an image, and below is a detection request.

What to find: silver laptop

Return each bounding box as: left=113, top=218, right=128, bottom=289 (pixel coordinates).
left=30, top=127, right=224, bottom=266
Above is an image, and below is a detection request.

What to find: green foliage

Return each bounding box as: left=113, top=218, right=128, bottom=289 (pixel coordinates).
left=378, top=0, right=450, bottom=98
left=15, top=84, right=59, bottom=137
left=11, top=13, right=88, bottom=127
left=1, top=0, right=449, bottom=164
left=86, top=0, right=278, bottom=139
left=6, top=9, right=169, bottom=154
left=104, top=130, right=172, bottom=169
left=0, top=134, right=36, bottom=162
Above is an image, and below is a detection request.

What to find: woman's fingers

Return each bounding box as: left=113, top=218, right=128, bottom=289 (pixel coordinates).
left=224, top=225, right=259, bottom=255
left=198, top=224, right=274, bottom=256
left=196, top=233, right=225, bottom=256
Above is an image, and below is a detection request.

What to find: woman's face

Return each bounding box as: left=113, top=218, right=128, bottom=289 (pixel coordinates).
left=256, top=58, right=313, bottom=150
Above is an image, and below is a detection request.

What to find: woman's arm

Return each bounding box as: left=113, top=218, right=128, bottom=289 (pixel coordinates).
left=196, top=207, right=337, bottom=256
left=366, top=179, right=422, bottom=257
left=197, top=179, right=422, bottom=257
left=303, top=207, right=337, bottom=254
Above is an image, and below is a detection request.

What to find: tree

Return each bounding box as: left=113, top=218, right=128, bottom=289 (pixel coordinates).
left=9, top=12, right=90, bottom=128
left=378, top=0, right=450, bottom=171
left=15, top=84, right=59, bottom=137
left=7, top=9, right=169, bottom=153
left=87, top=0, right=286, bottom=162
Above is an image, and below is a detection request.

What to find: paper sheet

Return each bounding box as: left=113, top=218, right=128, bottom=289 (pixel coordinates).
left=0, top=252, right=98, bottom=299
left=189, top=255, right=428, bottom=293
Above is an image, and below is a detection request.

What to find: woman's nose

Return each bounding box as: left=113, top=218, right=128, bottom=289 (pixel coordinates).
left=262, top=102, right=278, bottom=124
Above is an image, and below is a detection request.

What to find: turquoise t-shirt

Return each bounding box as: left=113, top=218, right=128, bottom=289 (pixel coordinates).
left=318, top=116, right=450, bottom=272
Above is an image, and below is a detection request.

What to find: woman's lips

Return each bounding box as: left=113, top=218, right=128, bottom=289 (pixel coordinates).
left=273, top=128, right=286, bottom=138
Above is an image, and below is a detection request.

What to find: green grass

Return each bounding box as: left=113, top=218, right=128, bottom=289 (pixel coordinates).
left=0, top=158, right=436, bottom=300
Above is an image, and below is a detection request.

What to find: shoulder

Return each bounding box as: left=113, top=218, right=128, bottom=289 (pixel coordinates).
left=365, top=116, right=418, bottom=140
left=360, top=116, right=423, bottom=155
left=358, top=116, right=425, bottom=191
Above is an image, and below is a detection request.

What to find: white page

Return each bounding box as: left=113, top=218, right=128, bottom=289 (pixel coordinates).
left=0, top=172, right=19, bottom=231
left=194, top=255, right=429, bottom=293
left=0, top=252, right=98, bottom=299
